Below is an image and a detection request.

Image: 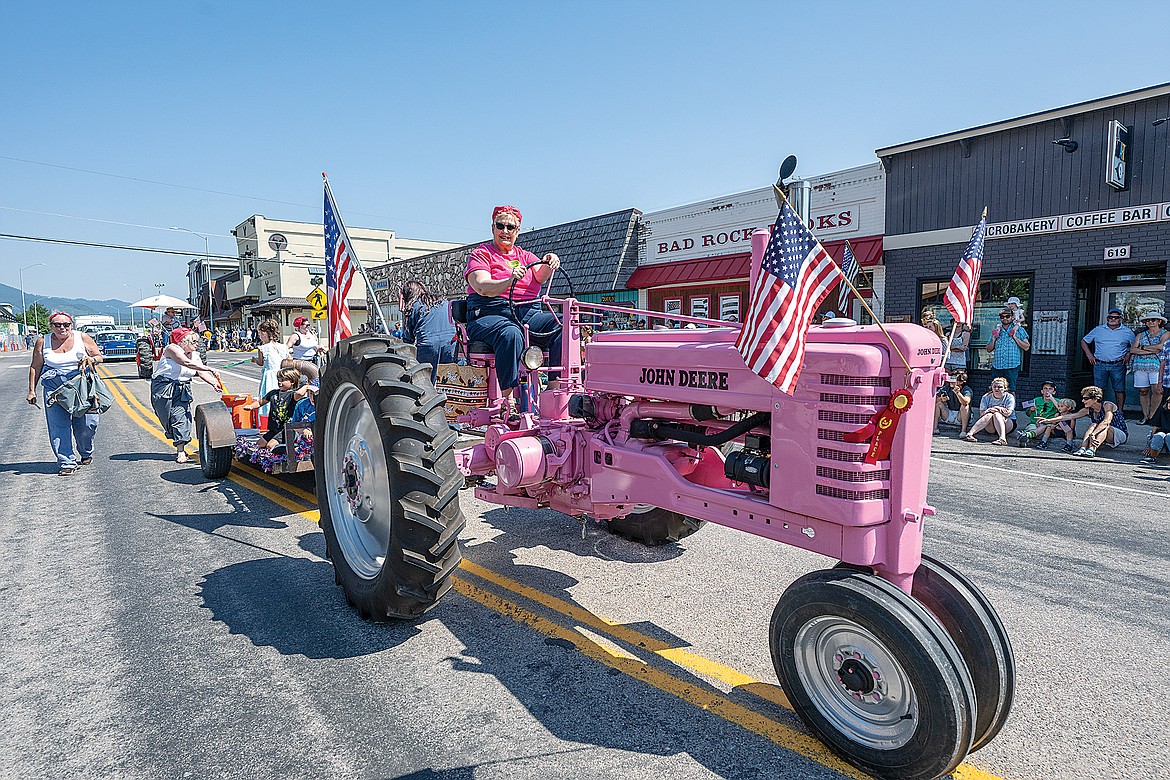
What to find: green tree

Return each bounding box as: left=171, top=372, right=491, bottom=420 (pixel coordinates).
left=23, top=303, right=50, bottom=335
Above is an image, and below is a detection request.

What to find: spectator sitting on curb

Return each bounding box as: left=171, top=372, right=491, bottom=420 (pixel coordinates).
left=934, top=370, right=972, bottom=436
left=1037, top=385, right=1128, bottom=458
left=964, top=376, right=1016, bottom=445
left=1017, top=380, right=1060, bottom=447
left=1140, top=395, right=1170, bottom=464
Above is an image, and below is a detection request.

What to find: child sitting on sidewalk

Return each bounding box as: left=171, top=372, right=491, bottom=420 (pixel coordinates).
left=1035, top=398, right=1079, bottom=451
left=1017, top=381, right=1060, bottom=448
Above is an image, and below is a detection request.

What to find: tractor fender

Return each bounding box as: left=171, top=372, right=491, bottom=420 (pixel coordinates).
left=195, top=401, right=237, bottom=449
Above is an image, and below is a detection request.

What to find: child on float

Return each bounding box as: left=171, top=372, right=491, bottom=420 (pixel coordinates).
left=1016, top=380, right=1060, bottom=448
left=291, top=379, right=318, bottom=424
left=242, top=367, right=301, bottom=450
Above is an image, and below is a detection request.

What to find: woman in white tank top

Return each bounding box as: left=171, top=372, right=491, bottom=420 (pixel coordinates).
left=26, top=312, right=104, bottom=475
left=282, top=316, right=321, bottom=384
left=150, top=327, right=223, bottom=463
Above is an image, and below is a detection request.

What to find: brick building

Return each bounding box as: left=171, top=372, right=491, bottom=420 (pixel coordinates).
left=879, top=83, right=1170, bottom=405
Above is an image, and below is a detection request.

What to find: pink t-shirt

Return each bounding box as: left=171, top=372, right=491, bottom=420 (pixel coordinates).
left=464, top=242, right=543, bottom=301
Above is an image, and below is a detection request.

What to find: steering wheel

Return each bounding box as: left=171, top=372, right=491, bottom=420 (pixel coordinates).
left=507, top=260, right=577, bottom=338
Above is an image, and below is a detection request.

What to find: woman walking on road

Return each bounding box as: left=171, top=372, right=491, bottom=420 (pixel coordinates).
left=150, top=327, right=222, bottom=463
left=26, top=312, right=104, bottom=475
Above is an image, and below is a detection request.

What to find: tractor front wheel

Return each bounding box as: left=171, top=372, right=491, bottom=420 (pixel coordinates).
left=770, top=568, right=975, bottom=780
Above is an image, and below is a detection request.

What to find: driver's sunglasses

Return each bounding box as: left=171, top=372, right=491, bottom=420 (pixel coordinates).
left=494, top=222, right=519, bottom=232
left=50, top=321, right=72, bottom=328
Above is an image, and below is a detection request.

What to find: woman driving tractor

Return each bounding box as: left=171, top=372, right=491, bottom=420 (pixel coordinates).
left=463, top=204, right=562, bottom=412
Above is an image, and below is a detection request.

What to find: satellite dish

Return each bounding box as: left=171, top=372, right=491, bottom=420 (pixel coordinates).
left=778, top=155, right=798, bottom=181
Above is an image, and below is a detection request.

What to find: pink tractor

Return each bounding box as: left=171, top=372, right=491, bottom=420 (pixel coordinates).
left=312, top=230, right=1014, bottom=780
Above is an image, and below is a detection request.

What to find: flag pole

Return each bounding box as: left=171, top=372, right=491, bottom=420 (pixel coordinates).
left=774, top=184, right=913, bottom=376
left=323, top=173, right=390, bottom=336
left=939, top=206, right=987, bottom=370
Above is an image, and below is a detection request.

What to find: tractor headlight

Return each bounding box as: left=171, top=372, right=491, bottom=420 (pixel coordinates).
left=521, top=346, right=545, bottom=370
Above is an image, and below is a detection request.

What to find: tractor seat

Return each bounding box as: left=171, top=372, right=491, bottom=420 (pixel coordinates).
left=468, top=341, right=494, bottom=355
left=450, top=299, right=469, bottom=323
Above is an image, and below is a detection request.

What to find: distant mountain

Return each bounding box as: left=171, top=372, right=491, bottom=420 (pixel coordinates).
left=0, top=282, right=134, bottom=319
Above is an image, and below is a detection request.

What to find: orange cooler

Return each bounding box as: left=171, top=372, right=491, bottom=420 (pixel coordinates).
left=222, top=394, right=256, bottom=429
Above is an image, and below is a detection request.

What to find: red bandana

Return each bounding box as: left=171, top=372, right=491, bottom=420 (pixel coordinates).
left=492, top=205, right=522, bottom=224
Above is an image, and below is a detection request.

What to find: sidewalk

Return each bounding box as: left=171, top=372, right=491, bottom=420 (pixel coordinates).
left=938, top=415, right=1155, bottom=461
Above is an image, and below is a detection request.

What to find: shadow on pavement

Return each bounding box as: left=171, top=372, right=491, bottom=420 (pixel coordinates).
left=197, top=552, right=426, bottom=659
left=109, top=452, right=183, bottom=462
left=0, top=460, right=61, bottom=475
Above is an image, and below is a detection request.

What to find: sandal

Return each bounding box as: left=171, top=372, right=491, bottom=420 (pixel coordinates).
left=992, top=438, right=1007, bottom=445
left=58, top=465, right=78, bottom=476
left=79, top=457, right=93, bottom=466
left=176, top=451, right=191, bottom=464
left=962, top=434, right=977, bottom=442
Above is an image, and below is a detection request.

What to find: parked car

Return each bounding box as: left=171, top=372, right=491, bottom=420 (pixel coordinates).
left=93, top=329, right=139, bottom=362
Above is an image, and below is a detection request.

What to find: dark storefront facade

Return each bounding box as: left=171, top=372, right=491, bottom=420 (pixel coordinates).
left=880, top=83, right=1170, bottom=406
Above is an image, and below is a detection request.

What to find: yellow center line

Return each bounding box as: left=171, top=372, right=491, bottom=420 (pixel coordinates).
left=98, top=366, right=1009, bottom=780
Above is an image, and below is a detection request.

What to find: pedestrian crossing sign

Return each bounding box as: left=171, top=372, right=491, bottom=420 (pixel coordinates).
left=306, top=287, right=327, bottom=311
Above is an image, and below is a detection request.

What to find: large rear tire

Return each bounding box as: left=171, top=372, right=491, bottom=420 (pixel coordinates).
left=315, top=336, right=465, bottom=621
left=194, top=406, right=233, bottom=479
left=136, top=338, right=153, bottom=379
left=606, top=505, right=705, bottom=546
left=770, top=568, right=975, bottom=780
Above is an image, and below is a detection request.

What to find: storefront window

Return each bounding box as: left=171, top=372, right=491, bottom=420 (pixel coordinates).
left=919, top=275, right=1032, bottom=373
left=720, top=295, right=740, bottom=323
left=665, top=298, right=682, bottom=328
left=690, top=296, right=709, bottom=323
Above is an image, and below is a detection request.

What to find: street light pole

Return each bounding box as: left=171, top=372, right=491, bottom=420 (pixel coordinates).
left=170, top=227, right=214, bottom=341
left=124, top=284, right=143, bottom=330
left=18, top=262, right=45, bottom=340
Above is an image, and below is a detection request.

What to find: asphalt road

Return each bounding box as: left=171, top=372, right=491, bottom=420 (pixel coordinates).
left=1, top=349, right=1167, bottom=780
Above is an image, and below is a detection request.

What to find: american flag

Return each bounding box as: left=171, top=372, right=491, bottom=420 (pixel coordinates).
left=943, top=215, right=987, bottom=325
left=837, top=241, right=859, bottom=314
left=324, top=180, right=357, bottom=343
left=736, top=202, right=840, bottom=394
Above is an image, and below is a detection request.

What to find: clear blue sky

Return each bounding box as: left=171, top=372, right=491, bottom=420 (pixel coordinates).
left=4, top=0, right=1168, bottom=304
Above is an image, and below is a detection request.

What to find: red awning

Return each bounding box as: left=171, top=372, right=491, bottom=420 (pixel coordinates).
left=822, top=235, right=883, bottom=268
left=626, top=252, right=750, bottom=290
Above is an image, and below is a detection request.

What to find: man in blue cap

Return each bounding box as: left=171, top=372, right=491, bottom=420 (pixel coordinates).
left=1081, top=308, right=1135, bottom=410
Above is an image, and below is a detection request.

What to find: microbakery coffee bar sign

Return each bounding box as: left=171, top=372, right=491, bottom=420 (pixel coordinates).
left=638, top=163, right=885, bottom=266
left=985, top=202, right=1170, bottom=239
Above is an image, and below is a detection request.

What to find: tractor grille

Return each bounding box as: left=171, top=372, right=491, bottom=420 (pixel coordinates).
left=819, top=374, right=890, bottom=387
left=817, top=465, right=891, bottom=483
left=818, top=410, right=872, bottom=425
left=814, top=371, right=891, bottom=506
left=820, top=392, right=889, bottom=407
left=817, top=447, right=865, bottom=463
left=816, top=485, right=890, bottom=501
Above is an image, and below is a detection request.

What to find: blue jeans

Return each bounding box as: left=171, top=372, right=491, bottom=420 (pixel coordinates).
left=416, top=341, right=456, bottom=384
left=1093, top=361, right=1126, bottom=398
left=465, top=296, right=562, bottom=392
left=43, top=386, right=98, bottom=467
left=993, top=364, right=1020, bottom=391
